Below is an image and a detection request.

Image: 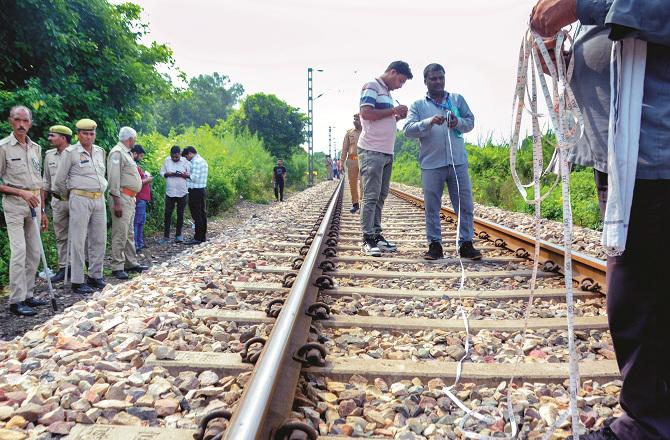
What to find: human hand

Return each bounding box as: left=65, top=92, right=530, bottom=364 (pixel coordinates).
left=40, top=214, right=48, bottom=232
left=430, top=115, right=446, bottom=126
left=530, top=0, right=577, bottom=37
left=21, top=190, right=40, bottom=208
left=113, top=201, right=123, bottom=218
left=447, top=113, right=458, bottom=129
left=394, top=105, right=408, bottom=119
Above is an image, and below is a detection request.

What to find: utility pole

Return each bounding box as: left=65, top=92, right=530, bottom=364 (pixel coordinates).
left=307, top=68, right=314, bottom=186
left=328, top=126, right=332, bottom=158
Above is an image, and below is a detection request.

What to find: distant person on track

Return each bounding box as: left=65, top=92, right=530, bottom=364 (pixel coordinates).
left=341, top=113, right=363, bottom=214
left=160, top=145, right=190, bottom=244
left=272, top=159, right=287, bottom=202
left=532, top=1, right=670, bottom=439
left=132, top=145, right=153, bottom=252
left=358, top=60, right=412, bottom=257
left=403, top=63, right=480, bottom=261
left=0, top=106, right=49, bottom=316
left=183, top=146, right=208, bottom=244
left=326, top=155, right=333, bottom=180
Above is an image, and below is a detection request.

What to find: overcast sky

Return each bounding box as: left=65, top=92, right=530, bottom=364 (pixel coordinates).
left=125, top=0, right=537, bottom=154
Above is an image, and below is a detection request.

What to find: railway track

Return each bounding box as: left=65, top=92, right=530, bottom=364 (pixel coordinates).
left=64, top=179, right=615, bottom=440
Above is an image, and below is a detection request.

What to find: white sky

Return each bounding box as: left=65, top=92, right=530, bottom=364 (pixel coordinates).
left=125, top=0, right=537, bottom=154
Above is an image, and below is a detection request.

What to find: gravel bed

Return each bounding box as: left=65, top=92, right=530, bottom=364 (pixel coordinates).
left=0, top=182, right=337, bottom=438
left=322, top=327, right=614, bottom=364
left=294, top=373, right=622, bottom=438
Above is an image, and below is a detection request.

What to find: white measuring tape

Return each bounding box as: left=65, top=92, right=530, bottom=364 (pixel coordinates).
left=508, top=28, right=585, bottom=439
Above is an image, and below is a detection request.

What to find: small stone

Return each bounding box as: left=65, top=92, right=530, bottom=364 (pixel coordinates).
left=112, top=411, right=143, bottom=426
left=155, top=398, right=180, bottom=417
left=198, top=371, right=219, bottom=387
left=0, top=429, right=27, bottom=440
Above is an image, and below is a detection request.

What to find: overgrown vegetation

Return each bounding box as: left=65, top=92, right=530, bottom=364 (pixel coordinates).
left=392, top=132, right=602, bottom=230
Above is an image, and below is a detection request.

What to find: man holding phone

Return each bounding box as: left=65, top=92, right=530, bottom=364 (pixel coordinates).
left=358, top=60, right=412, bottom=257
left=403, top=63, right=480, bottom=261
left=160, top=145, right=190, bottom=243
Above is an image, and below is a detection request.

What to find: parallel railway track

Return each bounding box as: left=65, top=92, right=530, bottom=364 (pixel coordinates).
left=68, top=179, right=614, bottom=440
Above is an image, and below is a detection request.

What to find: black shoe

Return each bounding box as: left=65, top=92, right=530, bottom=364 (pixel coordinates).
left=112, top=270, right=129, bottom=280
left=126, top=265, right=149, bottom=273
left=25, top=297, right=49, bottom=307
left=567, top=427, right=618, bottom=440
left=459, top=241, right=482, bottom=260
left=50, top=268, right=66, bottom=283
left=350, top=203, right=360, bottom=214
left=86, top=276, right=107, bottom=289
left=375, top=234, right=397, bottom=252
left=9, top=302, right=37, bottom=316
left=423, top=241, right=444, bottom=260
left=185, top=239, right=204, bottom=245
left=72, top=283, right=94, bottom=294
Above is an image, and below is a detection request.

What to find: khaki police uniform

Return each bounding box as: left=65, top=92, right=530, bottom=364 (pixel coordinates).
left=53, top=142, right=107, bottom=284
left=342, top=128, right=362, bottom=204
left=107, top=142, right=142, bottom=271
left=0, top=133, right=43, bottom=304
left=43, top=148, right=69, bottom=269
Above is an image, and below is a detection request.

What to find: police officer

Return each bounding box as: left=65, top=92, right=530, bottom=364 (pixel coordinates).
left=341, top=113, right=363, bottom=213
left=53, top=118, right=107, bottom=294
left=42, top=125, right=72, bottom=283
left=107, top=127, right=148, bottom=279
left=0, top=106, right=50, bottom=316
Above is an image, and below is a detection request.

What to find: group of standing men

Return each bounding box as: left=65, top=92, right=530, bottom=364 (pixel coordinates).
left=342, top=60, right=482, bottom=261
left=0, top=107, right=209, bottom=317
left=159, top=145, right=209, bottom=244
left=0, top=108, right=149, bottom=315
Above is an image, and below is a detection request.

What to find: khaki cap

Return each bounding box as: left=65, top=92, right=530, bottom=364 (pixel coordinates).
left=75, top=119, right=97, bottom=130
left=49, top=125, right=73, bottom=136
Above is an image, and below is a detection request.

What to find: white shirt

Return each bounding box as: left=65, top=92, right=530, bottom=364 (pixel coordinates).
left=160, top=157, right=191, bottom=197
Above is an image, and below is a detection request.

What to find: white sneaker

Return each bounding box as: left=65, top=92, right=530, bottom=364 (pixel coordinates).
left=363, top=239, right=381, bottom=257
left=375, top=235, right=397, bottom=252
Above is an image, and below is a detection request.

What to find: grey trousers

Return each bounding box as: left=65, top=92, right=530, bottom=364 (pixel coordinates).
left=358, top=148, right=393, bottom=239
left=421, top=164, right=474, bottom=245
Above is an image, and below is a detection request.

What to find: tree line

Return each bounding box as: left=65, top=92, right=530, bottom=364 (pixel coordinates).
left=0, top=0, right=306, bottom=160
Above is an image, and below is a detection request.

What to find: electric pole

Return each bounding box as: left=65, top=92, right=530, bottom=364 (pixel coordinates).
left=328, top=126, right=332, bottom=158
left=307, top=68, right=314, bottom=186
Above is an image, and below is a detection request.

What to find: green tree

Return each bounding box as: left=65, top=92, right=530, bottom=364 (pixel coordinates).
left=226, top=93, right=306, bottom=159
left=157, top=73, right=243, bottom=133
left=0, top=0, right=173, bottom=147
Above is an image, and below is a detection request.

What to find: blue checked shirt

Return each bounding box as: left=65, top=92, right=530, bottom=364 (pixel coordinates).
left=187, top=154, right=208, bottom=189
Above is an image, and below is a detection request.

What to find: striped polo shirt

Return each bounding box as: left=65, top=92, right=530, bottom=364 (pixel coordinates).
left=357, top=78, right=396, bottom=155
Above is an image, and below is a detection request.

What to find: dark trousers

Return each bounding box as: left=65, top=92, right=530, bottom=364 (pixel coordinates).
left=164, top=195, right=187, bottom=238
left=188, top=188, right=207, bottom=242
left=602, top=179, right=670, bottom=439
left=274, top=179, right=285, bottom=201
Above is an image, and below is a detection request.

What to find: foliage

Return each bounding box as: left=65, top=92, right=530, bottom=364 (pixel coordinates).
left=156, top=73, right=243, bottom=135
left=225, top=93, right=306, bottom=160
left=391, top=132, right=602, bottom=230
left=0, top=0, right=174, bottom=148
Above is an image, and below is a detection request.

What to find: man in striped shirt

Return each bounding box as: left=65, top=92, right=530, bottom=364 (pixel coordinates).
left=182, top=146, right=208, bottom=244
left=358, top=60, right=412, bottom=257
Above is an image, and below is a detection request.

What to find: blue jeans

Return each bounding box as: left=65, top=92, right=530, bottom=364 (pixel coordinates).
left=421, top=164, right=474, bottom=245
left=134, top=200, right=147, bottom=250
left=358, top=148, right=393, bottom=239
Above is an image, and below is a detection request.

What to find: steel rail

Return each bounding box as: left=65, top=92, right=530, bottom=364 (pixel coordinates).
left=224, top=179, right=344, bottom=439
left=390, top=187, right=607, bottom=293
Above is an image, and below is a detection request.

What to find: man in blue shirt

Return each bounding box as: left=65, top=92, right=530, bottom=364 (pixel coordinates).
left=182, top=146, right=208, bottom=244
left=403, top=63, right=481, bottom=261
